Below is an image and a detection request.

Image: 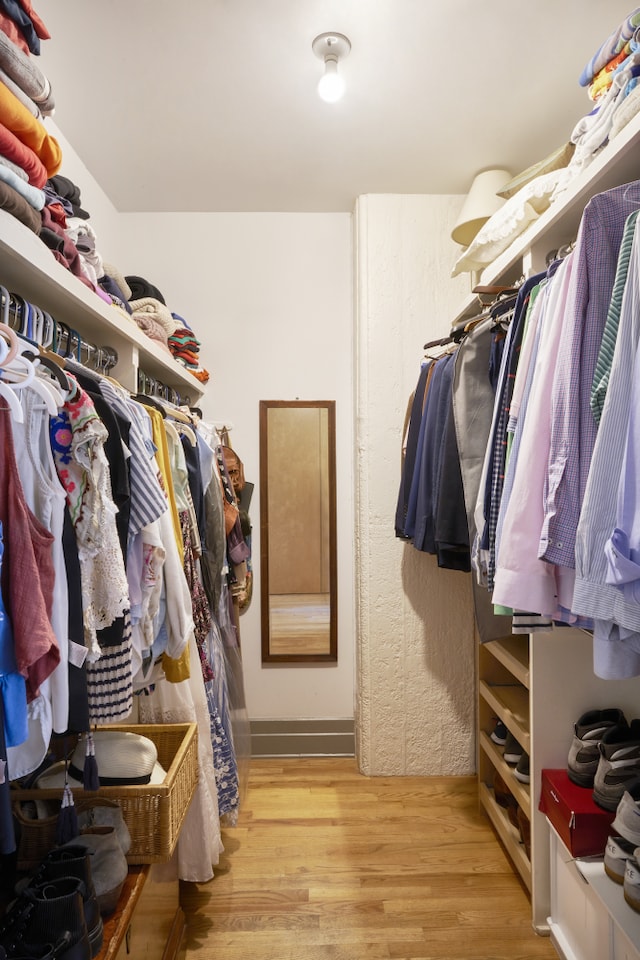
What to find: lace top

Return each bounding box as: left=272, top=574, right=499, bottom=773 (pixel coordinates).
left=50, top=376, right=129, bottom=659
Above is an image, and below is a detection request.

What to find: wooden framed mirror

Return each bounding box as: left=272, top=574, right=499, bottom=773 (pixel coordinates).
left=259, top=400, right=337, bottom=662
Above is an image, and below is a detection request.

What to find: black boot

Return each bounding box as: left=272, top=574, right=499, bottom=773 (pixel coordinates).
left=33, top=848, right=103, bottom=957
left=0, top=877, right=90, bottom=960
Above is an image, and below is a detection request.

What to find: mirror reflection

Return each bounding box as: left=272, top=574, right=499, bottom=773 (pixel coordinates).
left=259, top=400, right=337, bottom=662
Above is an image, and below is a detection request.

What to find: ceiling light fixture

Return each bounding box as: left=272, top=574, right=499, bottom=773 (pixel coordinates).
left=312, top=32, right=351, bottom=103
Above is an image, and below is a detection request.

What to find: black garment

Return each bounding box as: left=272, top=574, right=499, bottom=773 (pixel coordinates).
left=180, top=433, right=206, bottom=547
left=61, top=505, right=90, bottom=734
left=125, top=275, right=166, bottom=304
left=395, top=360, right=431, bottom=539
left=47, top=175, right=90, bottom=220
left=434, top=395, right=470, bottom=571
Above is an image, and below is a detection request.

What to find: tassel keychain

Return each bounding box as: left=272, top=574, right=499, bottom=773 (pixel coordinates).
left=56, top=770, right=79, bottom=845
left=83, top=731, right=99, bottom=791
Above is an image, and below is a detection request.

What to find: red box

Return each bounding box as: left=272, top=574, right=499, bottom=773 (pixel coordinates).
left=539, top=768, right=615, bottom=857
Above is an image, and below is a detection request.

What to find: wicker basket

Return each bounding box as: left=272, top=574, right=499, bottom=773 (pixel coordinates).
left=11, top=723, right=198, bottom=868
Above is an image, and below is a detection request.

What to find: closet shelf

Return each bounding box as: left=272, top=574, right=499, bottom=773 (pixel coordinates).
left=452, top=106, right=640, bottom=326
left=484, top=636, right=530, bottom=689
left=478, top=782, right=531, bottom=891
left=478, top=680, right=530, bottom=751
left=479, top=731, right=530, bottom=808
left=0, top=208, right=204, bottom=402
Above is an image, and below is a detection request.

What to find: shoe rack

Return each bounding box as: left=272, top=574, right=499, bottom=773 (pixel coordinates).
left=478, top=628, right=640, bottom=937
left=477, top=634, right=531, bottom=892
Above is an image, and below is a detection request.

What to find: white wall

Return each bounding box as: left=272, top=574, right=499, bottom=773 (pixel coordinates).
left=355, top=194, right=477, bottom=775
left=112, top=212, right=356, bottom=722
left=47, top=131, right=483, bottom=770
left=46, top=121, right=122, bottom=258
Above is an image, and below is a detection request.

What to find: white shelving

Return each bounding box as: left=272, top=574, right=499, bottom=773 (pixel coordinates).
left=0, top=208, right=204, bottom=404
left=453, top=106, right=640, bottom=327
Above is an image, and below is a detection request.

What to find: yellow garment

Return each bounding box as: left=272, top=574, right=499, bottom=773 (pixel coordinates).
left=162, top=643, right=191, bottom=682
left=145, top=406, right=184, bottom=566
left=0, top=80, right=61, bottom=175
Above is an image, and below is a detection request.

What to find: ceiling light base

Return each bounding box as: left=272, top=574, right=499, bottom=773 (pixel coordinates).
left=312, top=32, right=351, bottom=63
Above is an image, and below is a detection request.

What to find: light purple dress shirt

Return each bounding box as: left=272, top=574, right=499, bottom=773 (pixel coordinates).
left=539, top=182, right=640, bottom=571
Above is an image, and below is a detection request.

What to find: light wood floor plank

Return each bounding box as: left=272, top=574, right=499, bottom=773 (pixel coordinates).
left=179, top=758, right=556, bottom=960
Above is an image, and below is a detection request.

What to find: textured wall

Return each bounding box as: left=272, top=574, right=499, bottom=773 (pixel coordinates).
left=355, top=194, right=476, bottom=776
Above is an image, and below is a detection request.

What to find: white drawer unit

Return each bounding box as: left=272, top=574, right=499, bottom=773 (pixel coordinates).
left=547, top=824, right=640, bottom=960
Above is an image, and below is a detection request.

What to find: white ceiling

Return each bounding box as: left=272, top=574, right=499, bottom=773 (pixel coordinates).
left=38, top=1, right=636, bottom=213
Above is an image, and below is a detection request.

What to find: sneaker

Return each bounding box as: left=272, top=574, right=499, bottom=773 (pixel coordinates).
left=490, top=719, right=508, bottom=746
left=611, top=777, right=640, bottom=847
left=568, top=708, right=627, bottom=787
left=593, top=720, right=640, bottom=812
left=624, top=855, right=640, bottom=912
left=503, top=733, right=524, bottom=765
left=513, top=753, right=530, bottom=784
left=604, top=835, right=636, bottom=884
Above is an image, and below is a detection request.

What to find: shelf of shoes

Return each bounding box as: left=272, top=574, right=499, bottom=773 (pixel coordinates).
left=478, top=635, right=532, bottom=893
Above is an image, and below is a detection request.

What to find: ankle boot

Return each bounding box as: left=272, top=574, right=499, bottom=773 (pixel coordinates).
left=0, top=877, right=90, bottom=960
left=15, top=847, right=103, bottom=958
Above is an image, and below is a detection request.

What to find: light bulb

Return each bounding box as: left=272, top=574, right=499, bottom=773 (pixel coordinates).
left=318, top=58, right=344, bottom=103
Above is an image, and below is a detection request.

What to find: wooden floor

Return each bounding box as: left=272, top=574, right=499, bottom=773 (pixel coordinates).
left=178, top=758, right=557, bottom=960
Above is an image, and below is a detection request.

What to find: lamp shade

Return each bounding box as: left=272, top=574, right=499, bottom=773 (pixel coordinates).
left=451, top=168, right=512, bottom=247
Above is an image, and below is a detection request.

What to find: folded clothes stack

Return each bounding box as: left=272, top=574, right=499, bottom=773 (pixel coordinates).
left=553, top=6, right=640, bottom=200
left=0, top=3, right=60, bottom=233
left=122, top=277, right=211, bottom=384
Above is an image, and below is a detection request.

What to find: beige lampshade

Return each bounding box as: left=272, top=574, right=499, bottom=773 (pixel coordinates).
left=451, top=168, right=513, bottom=247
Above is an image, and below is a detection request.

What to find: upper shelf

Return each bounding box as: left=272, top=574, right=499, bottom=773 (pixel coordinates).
left=451, top=106, right=640, bottom=326
left=0, top=208, right=204, bottom=402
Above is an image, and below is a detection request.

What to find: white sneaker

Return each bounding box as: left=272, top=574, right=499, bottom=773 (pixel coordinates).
left=624, top=856, right=640, bottom=912
left=611, top=779, right=640, bottom=846
left=604, top=835, right=636, bottom=884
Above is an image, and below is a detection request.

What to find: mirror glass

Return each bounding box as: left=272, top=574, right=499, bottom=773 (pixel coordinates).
left=259, top=400, right=337, bottom=662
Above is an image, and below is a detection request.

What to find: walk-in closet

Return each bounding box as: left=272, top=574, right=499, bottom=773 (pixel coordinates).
left=1, top=4, right=640, bottom=960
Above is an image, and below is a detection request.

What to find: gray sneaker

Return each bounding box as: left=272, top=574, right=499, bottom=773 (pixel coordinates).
left=568, top=708, right=627, bottom=787
left=503, top=732, right=524, bottom=765
left=593, top=720, right=640, bottom=811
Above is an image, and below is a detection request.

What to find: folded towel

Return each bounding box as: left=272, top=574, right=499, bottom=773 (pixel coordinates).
left=0, top=175, right=40, bottom=231
left=0, top=28, right=53, bottom=111
left=0, top=81, right=61, bottom=176
left=0, top=120, right=47, bottom=185
left=0, top=153, right=27, bottom=181
left=132, top=313, right=171, bottom=349
left=129, top=296, right=176, bottom=335
left=0, top=160, right=43, bottom=208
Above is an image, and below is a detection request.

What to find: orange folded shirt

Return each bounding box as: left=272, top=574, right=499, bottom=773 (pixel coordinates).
left=0, top=80, right=60, bottom=176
